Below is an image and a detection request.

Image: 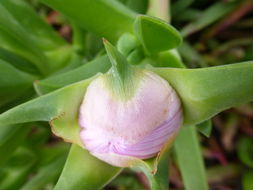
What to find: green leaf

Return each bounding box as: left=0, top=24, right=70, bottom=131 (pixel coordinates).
left=181, top=1, right=237, bottom=36
left=237, top=137, right=253, bottom=168
left=174, top=126, right=208, bottom=190
left=54, top=145, right=122, bottom=190
left=0, top=47, right=38, bottom=74
left=0, top=59, right=36, bottom=107
left=146, top=49, right=185, bottom=68
left=125, top=0, right=148, bottom=14
left=21, top=154, right=67, bottom=190
left=34, top=55, right=111, bottom=95
left=171, top=0, right=194, bottom=17
left=0, top=0, right=73, bottom=74
left=243, top=171, right=253, bottom=190
left=0, top=0, right=66, bottom=51
left=117, top=33, right=139, bottom=56
left=196, top=119, right=212, bottom=137
left=152, top=61, right=253, bottom=126
left=0, top=77, right=95, bottom=146
left=0, top=124, right=31, bottom=166
left=0, top=4, right=49, bottom=74
left=134, top=15, right=182, bottom=55
left=41, top=0, right=136, bottom=43
left=0, top=147, right=37, bottom=190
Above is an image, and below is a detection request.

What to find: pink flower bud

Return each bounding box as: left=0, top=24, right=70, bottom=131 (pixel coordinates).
left=79, top=69, right=182, bottom=167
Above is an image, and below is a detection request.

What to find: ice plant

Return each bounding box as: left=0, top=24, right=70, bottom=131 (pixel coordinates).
left=0, top=0, right=253, bottom=189
left=79, top=41, right=182, bottom=167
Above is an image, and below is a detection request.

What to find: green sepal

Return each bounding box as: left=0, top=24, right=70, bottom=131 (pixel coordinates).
left=54, top=145, right=122, bottom=190
left=152, top=61, right=253, bottom=126
left=0, top=76, right=96, bottom=146
left=134, top=15, right=182, bottom=55
left=104, top=39, right=132, bottom=84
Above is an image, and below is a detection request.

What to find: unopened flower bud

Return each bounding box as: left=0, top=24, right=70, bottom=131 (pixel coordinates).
left=78, top=41, right=182, bottom=167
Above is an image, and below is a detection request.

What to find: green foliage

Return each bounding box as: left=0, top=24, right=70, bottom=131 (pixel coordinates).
left=0, top=59, right=36, bottom=107
left=41, top=0, right=136, bottom=43
left=237, top=137, right=253, bottom=168
left=134, top=15, right=182, bottom=54
left=174, top=127, right=209, bottom=190
left=54, top=145, right=121, bottom=190
left=154, top=62, right=253, bottom=126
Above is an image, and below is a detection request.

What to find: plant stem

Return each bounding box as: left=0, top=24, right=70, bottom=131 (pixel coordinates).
left=147, top=0, right=170, bottom=22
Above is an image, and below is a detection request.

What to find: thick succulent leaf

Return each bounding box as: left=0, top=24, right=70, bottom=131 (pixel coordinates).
left=41, top=0, right=136, bottom=43
left=134, top=15, right=182, bottom=55
left=0, top=147, right=36, bottom=190
left=153, top=61, right=253, bottom=126
left=0, top=47, right=39, bottom=74
left=0, top=59, right=37, bottom=107
left=0, top=0, right=66, bottom=51
left=0, top=4, right=48, bottom=74
left=0, top=124, right=31, bottom=166
left=34, top=55, right=111, bottom=95
left=124, top=0, right=148, bottom=14
left=54, top=145, right=122, bottom=190
left=0, top=77, right=95, bottom=145
left=21, top=154, right=67, bottom=190
left=174, top=127, right=208, bottom=190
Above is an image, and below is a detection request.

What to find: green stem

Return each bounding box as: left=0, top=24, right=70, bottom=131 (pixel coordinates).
left=147, top=0, right=170, bottom=22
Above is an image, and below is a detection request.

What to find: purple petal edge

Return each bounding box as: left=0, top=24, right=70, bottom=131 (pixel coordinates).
left=81, top=106, right=182, bottom=159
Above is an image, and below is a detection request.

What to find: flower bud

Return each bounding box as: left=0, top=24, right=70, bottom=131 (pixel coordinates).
left=79, top=68, right=182, bottom=167
left=79, top=40, right=182, bottom=167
